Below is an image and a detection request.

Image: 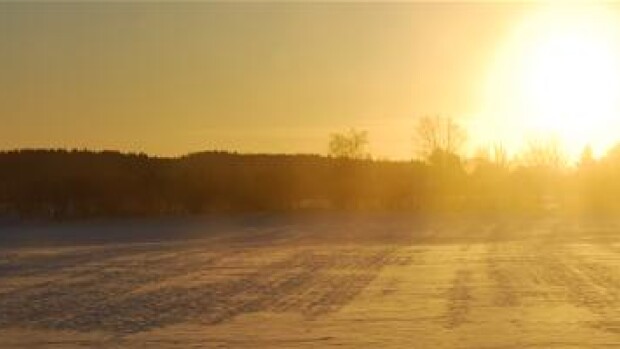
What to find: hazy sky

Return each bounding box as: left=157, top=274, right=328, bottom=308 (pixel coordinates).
left=1, top=2, right=535, bottom=159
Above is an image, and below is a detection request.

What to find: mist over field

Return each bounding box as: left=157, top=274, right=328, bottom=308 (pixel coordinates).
left=4, top=213, right=620, bottom=347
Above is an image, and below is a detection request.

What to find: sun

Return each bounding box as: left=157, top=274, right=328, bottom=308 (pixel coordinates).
left=482, top=4, right=620, bottom=161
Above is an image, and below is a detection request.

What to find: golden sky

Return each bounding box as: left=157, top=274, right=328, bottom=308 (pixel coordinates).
left=3, top=2, right=620, bottom=160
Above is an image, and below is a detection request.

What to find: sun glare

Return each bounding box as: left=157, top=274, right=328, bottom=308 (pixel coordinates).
left=483, top=4, right=620, bottom=161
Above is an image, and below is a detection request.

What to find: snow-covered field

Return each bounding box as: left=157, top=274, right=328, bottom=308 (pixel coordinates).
left=1, top=214, right=620, bottom=348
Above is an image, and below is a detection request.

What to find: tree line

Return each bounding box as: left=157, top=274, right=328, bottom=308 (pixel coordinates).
left=0, top=149, right=434, bottom=219
left=2, top=116, right=620, bottom=220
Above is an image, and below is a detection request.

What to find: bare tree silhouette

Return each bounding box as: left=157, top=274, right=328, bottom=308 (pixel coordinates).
left=414, top=115, right=466, bottom=161
left=472, top=142, right=510, bottom=170
left=520, top=137, right=567, bottom=169
left=328, top=129, right=370, bottom=160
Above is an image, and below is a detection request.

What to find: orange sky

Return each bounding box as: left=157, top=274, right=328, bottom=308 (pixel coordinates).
left=3, top=2, right=618, bottom=160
